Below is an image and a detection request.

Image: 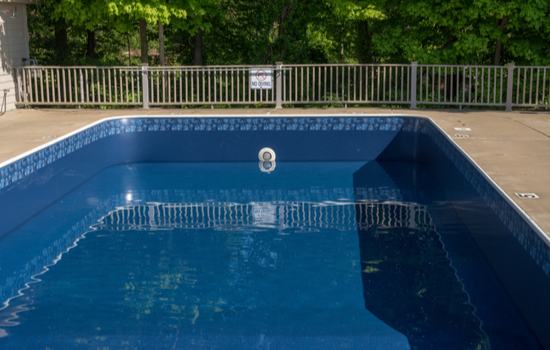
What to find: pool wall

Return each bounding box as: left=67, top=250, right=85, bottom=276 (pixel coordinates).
left=1, top=115, right=550, bottom=346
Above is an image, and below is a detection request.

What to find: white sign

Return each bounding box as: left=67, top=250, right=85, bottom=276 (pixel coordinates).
left=250, top=68, right=273, bottom=89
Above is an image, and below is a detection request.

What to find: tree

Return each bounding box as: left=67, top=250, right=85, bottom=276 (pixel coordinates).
left=330, top=0, right=550, bottom=65
left=45, top=0, right=191, bottom=64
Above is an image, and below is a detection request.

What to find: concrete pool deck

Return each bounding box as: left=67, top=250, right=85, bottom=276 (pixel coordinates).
left=0, top=107, right=549, bottom=238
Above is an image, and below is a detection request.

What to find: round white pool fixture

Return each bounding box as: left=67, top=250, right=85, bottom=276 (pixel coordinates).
left=258, top=148, right=276, bottom=162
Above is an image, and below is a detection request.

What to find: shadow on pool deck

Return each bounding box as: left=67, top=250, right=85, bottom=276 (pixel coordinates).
left=0, top=106, right=549, bottom=239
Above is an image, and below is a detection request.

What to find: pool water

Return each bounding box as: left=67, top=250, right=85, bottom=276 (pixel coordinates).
left=0, top=161, right=542, bottom=349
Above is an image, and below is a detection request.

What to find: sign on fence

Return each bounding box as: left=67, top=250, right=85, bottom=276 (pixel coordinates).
left=250, top=68, right=272, bottom=89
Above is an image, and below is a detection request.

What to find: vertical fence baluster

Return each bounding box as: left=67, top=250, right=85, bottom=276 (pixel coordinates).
left=90, top=68, right=94, bottom=103
left=45, top=69, right=51, bottom=103
left=118, top=69, right=122, bottom=104
left=172, top=70, right=176, bottom=104
left=515, top=67, right=520, bottom=105
left=522, top=68, right=527, bottom=104
left=155, top=70, right=159, bottom=103
left=542, top=69, right=547, bottom=106
left=124, top=70, right=129, bottom=103
left=327, top=66, right=331, bottom=102
left=149, top=70, right=153, bottom=104
left=467, top=67, right=471, bottom=103
left=529, top=68, right=533, bottom=105
left=461, top=67, right=465, bottom=104
left=406, top=66, right=413, bottom=102
left=394, top=67, right=398, bottom=102
left=131, top=69, right=136, bottom=103
left=224, top=68, right=228, bottom=103
left=493, top=67, right=497, bottom=104
left=67, top=69, right=72, bottom=103
left=370, top=66, right=375, bottom=102
left=418, top=66, right=423, bottom=102
left=230, top=69, right=234, bottom=103
left=295, top=67, right=298, bottom=102
left=430, top=67, right=434, bottom=103
left=107, top=69, right=111, bottom=103
left=450, top=67, right=454, bottom=103
left=380, top=66, right=385, bottom=102
left=211, top=68, right=214, bottom=104
left=360, top=66, right=365, bottom=102
left=52, top=69, right=57, bottom=103
left=479, top=68, right=484, bottom=103
left=184, top=69, right=188, bottom=103
left=305, top=66, right=309, bottom=102
left=84, top=69, right=89, bottom=103
left=59, top=68, right=66, bottom=103
left=301, top=67, right=304, bottom=102
left=336, top=66, right=340, bottom=101
left=317, top=67, right=321, bottom=102
left=437, top=66, right=445, bottom=102
left=101, top=68, right=105, bottom=103
left=377, top=66, right=380, bottom=101
left=401, top=66, right=405, bottom=102
left=499, top=68, right=503, bottom=104
left=474, top=67, right=478, bottom=103
left=39, top=68, right=44, bottom=103
left=455, top=67, right=460, bottom=103
left=535, top=68, right=540, bottom=106
left=247, top=68, right=251, bottom=103
left=178, top=69, right=182, bottom=104
left=113, top=69, right=117, bottom=104
left=137, top=67, right=141, bottom=104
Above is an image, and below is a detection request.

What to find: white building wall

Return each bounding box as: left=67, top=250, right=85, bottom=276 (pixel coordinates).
left=0, top=3, right=29, bottom=112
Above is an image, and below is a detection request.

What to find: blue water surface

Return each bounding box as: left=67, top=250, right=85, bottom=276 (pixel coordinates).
left=0, top=161, right=541, bottom=349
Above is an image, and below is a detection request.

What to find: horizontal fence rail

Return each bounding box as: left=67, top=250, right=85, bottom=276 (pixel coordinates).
left=13, top=62, right=550, bottom=110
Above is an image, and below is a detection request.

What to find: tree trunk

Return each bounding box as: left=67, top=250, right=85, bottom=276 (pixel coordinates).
left=279, top=3, right=291, bottom=60
left=54, top=20, right=68, bottom=64
left=159, top=21, right=165, bottom=66
left=493, top=16, right=509, bottom=65
left=494, top=39, right=502, bottom=65
left=86, top=29, right=96, bottom=59
left=356, top=20, right=372, bottom=63
left=127, top=33, right=131, bottom=66
left=193, top=28, right=203, bottom=65
left=140, top=19, right=148, bottom=64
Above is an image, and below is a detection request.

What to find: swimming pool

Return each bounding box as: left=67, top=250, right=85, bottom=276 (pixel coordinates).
left=0, top=115, right=549, bottom=349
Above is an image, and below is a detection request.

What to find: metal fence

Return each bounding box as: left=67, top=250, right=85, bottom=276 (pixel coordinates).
left=13, top=62, right=550, bottom=110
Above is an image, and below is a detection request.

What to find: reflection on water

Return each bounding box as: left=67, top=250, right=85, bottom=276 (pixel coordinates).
left=92, top=200, right=429, bottom=234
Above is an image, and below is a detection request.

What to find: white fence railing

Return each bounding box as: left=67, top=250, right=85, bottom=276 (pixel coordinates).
left=13, top=62, right=550, bottom=111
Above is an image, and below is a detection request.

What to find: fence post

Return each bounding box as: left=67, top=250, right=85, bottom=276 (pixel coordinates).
left=505, top=62, right=515, bottom=111
left=275, top=61, right=283, bottom=109
left=142, top=64, right=149, bottom=109
left=410, top=61, right=418, bottom=109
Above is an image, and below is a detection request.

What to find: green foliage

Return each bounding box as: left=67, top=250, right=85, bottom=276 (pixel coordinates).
left=29, top=0, right=550, bottom=66
left=332, top=0, right=550, bottom=65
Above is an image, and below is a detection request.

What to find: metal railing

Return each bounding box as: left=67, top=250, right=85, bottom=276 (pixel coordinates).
left=13, top=62, right=550, bottom=110
left=282, top=64, right=411, bottom=105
